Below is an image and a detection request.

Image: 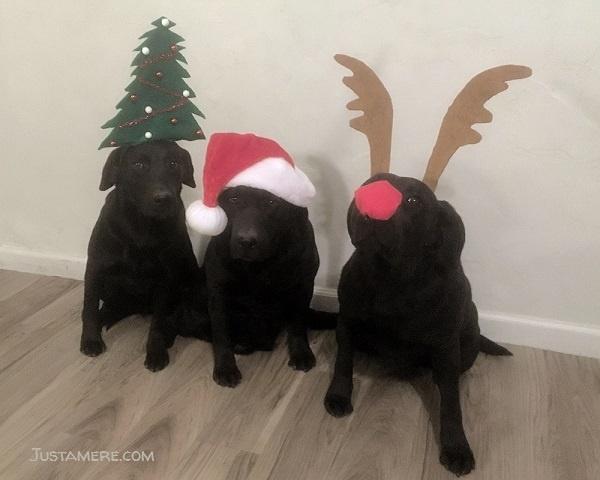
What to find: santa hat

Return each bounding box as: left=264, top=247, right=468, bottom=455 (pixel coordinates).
left=186, top=133, right=316, bottom=235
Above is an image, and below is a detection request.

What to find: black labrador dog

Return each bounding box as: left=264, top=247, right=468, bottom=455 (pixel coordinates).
left=80, top=140, right=209, bottom=371
left=204, top=185, right=334, bottom=388
left=324, top=173, right=511, bottom=476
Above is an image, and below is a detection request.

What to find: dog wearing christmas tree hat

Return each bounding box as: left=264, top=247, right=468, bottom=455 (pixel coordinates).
left=81, top=17, right=210, bottom=371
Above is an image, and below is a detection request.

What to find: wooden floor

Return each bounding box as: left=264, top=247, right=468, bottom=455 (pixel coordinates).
left=0, top=270, right=598, bottom=480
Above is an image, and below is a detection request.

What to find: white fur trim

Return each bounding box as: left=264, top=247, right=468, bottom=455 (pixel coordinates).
left=226, top=157, right=316, bottom=207
left=185, top=200, right=228, bottom=236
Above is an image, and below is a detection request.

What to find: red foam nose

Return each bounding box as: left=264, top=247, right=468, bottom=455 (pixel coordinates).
left=354, top=180, right=403, bottom=220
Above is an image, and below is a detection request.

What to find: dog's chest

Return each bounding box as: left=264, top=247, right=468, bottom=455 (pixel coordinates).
left=356, top=275, right=453, bottom=344
left=371, top=274, right=444, bottom=315
left=124, top=245, right=166, bottom=276
left=103, top=245, right=168, bottom=296
left=231, top=262, right=304, bottom=297
left=226, top=277, right=288, bottom=337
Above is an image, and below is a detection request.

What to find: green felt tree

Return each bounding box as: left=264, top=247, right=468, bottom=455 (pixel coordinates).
left=99, top=17, right=205, bottom=149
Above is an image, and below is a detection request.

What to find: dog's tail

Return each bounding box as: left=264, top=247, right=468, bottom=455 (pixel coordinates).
left=479, top=335, right=512, bottom=356
left=307, top=308, right=337, bottom=330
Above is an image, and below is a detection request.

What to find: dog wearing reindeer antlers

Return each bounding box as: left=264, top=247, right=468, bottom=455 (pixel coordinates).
left=324, top=55, right=531, bottom=476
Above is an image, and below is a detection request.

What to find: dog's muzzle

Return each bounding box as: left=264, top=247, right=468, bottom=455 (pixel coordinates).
left=354, top=180, right=403, bottom=221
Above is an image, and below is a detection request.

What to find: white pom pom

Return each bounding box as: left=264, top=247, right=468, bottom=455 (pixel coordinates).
left=161, top=18, right=170, bottom=27
left=141, top=47, right=150, bottom=55
left=186, top=201, right=228, bottom=236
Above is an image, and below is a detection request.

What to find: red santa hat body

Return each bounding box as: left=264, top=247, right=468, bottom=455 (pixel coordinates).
left=186, top=133, right=316, bottom=235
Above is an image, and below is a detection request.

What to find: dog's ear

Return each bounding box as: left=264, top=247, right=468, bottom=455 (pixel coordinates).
left=432, top=200, right=465, bottom=267
left=178, top=148, right=196, bottom=188
left=99, top=147, right=123, bottom=191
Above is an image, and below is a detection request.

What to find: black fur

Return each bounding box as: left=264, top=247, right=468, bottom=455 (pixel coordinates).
left=80, top=140, right=210, bottom=371
left=204, top=186, right=330, bottom=388
left=324, top=173, right=511, bottom=476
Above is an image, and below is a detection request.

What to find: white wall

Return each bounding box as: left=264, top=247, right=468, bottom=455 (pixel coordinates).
left=1, top=1, right=600, bottom=335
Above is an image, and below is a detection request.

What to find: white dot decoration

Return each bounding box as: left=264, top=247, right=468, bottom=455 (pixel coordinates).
left=145, top=131, right=152, bottom=139
left=145, top=106, right=153, bottom=114
left=141, top=47, right=150, bottom=55
left=182, top=90, right=190, bottom=98
left=161, top=18, right=170, bottom=27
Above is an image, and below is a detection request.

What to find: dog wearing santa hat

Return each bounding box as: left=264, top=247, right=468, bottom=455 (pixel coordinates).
left=186, top=132, right=333, bottom=387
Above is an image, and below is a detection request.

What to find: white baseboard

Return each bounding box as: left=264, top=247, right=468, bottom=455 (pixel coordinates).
left=476, top=311, right=600, bottom=360
left=312, top=286, right=600, bottom=360
left=0, top=245, right=86, bottom=280
left=312, top=286, right=340, bottom=312
left=1, top=246, right=598, bottom=359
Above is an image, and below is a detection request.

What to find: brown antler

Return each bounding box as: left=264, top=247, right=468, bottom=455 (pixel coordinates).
left=335, top=54, right=393, bottom=176
left=422, top=65, right=532, bottom=191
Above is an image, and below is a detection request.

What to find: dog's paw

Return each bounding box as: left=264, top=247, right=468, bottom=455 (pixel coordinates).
left=144, top=350, right=170, bottom=372
left=324, top=393, right=353, bottom=417
left=288, top=349, right=316, bottom=372
left=80, top=338, right=106, bottom=357
left=440, top=443, right=475, bottom=477
left=213, top=364, right=242, bottom=388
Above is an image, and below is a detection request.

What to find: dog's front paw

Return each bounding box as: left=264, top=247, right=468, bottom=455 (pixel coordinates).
left=440, top=443, right=475, bottom=476
left=213, top=364, right=242, bottom=388
left=288, top=348, right=316, bottom=372
left=324, top=393, right=353, bottom=417
left=144, top=349, right=170, bottom=372
left=80, top=337, right=106, bottom=357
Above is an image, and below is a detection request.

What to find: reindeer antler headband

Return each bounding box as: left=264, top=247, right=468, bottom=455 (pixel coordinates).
left=335, top=54, right=532, bottom=191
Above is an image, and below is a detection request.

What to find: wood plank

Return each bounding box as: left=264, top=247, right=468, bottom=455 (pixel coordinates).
left=0, top=283, right=84, bottom=373
left=0, top=273, right=80, bottom=330
left=247, top=334, right=429, bottom=480
left=420, top=346, right=600, bottom=480
left=0, top=271, right=598, bottom=480
left=0, top=270, right=40, bottom=301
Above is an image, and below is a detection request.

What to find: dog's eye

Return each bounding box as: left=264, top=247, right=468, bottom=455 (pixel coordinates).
left=229, top=196, right=239, bottom=204
left=407, top=196, right=420, bottom=205
left=169, top=160, right=178, bottom=168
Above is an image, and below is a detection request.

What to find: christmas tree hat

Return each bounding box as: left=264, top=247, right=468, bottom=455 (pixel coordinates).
left=99, top=17, right=205, bottom=149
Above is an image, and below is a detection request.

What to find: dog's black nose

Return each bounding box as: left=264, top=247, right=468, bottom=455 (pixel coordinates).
left=237, top=233, right=257, bottom=249
left=153, top=191, right=173, bottom=204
